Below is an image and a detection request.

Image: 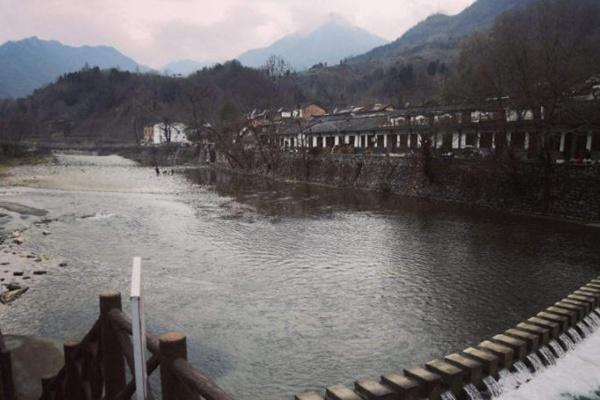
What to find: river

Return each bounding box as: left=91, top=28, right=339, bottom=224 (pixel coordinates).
left=1, top=153, right=599, bottom=399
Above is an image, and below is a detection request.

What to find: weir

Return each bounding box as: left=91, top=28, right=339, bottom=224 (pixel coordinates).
left=292, top=277, right=600, bottom=400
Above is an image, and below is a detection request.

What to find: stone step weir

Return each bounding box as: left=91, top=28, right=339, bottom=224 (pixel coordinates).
left=291, top=276, right=600, bottom=400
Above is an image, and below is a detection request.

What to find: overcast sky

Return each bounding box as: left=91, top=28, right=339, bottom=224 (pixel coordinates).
left=0, top=0, right=473, bottom=68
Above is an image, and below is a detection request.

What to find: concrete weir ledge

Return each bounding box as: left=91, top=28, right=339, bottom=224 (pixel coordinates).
left=293, top=277, right=600, bottom=400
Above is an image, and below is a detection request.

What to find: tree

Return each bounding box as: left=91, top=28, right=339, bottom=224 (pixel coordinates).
left=447, top=0, right=600, bottom=203
left=261, top=55, right=294, bottom=79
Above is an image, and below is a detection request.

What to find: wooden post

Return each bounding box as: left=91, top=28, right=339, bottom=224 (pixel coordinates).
left=64, top=341, right=82, bottom=400
left=0, top=350, right=14, bottom=400
left=160, top=332, right=187, bottom=400
left=40, top=375, right=53, bottom=400
left=100, top=291, right=126, bottom=400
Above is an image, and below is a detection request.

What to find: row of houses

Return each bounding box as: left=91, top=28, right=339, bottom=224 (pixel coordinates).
left=245, top=99, right=600, bottom=161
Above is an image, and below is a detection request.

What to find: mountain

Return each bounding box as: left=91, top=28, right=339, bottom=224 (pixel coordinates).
left=162, top=59, right=214, bottom=76
left=0, top=36, right=145, bottom=99
left=237, top=17, right=387, bottom=71
left=351, top=0, right=535, bottom=63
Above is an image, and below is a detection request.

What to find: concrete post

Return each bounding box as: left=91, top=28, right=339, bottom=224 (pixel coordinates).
left=559, top=132, right=566, bottom=152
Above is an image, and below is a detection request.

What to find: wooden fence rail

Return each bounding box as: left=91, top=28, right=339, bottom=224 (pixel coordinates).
left=40, top=291, right=234, bottom=400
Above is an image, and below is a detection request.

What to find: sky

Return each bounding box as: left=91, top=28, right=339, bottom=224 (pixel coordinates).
left=0, top=0, right=473, bottom=68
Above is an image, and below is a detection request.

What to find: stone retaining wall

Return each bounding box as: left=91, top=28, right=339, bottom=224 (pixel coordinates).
left=292, top=277, right=600, bottom=400
left=262, top=154, right=600, bottom=222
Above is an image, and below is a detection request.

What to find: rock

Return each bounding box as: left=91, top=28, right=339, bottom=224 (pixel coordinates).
left=42, top=230, right=50, bottom=236
left=26, top=255, right=36, bottom=259
left=59, top=262, right=67, bottom=267
left=33, top=270, right=46, bottom=275
left=0, top=287, right=29, bottom=304
left=1, top=262, right=9, bottom=265
left=34, top=258, right=42, bottom=263
left=23, top=276, right=30, bottom=280
left=12, top=237, right=23, bottom=245
left=5, top=283, right=21, bottom=291
left=13, top=271, right=23, bottom=276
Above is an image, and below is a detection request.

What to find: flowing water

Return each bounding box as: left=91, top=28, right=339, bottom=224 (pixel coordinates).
left=569, top=328, right=583, bottom=344
left=441, top=391, right=458, bottom=400
left=512, top=361, right=533, bottom=384
left=550, top=341, right=567, bottom=358
left=484, top=376, right=503, bottom=397
left=540, top=346, right=558, bottom=365
left=464, top=383, right=484, bottom=400
left=560, top=334, right=577, bottom=351
left=526, top=353, right=545, bottom=373
left=1, top=154, right=600, bottom=399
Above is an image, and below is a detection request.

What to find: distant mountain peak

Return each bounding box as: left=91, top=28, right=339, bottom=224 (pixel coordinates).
left=237, top=20, right=387, bottom=71
left=0, top=37, right=145, bottom=99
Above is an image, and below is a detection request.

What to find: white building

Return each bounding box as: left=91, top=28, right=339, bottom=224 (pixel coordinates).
left=152, top=122, right=190, bottom=144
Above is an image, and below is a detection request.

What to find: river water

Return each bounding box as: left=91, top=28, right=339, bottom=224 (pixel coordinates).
left=1, top=154, right=599, bottom=399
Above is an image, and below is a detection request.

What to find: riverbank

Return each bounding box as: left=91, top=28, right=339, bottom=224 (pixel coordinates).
left=209, top=153, right=600, bottom=224
left=0, top=162, right=70, bottom=306
left=116, top=144, right=600, bottom=223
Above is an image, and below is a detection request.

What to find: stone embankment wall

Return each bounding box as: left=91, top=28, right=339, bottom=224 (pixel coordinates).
left=293, top=278, right=600, bottom=400
left=260, top=154, right=600, bottom=222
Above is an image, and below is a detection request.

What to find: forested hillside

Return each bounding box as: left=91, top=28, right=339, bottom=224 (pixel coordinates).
left=0, top=0, right=598, bottom=146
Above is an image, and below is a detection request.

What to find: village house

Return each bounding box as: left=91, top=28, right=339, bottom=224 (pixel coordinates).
left=144, top=122, right=190, bottom=145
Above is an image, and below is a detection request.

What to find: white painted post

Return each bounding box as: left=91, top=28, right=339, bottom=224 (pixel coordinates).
left=559, top=132, right=566, bottom=152
left=383, top=134, right=388, bottom=149
left=524, top=132, right=530, bottom=150
left=312, top=137, right=317, bottom=148
left=335, top=136, right=340, bottom=146
left=130, top=257, right=147, bottom=400
left=586, top=132, right=593, bottom=151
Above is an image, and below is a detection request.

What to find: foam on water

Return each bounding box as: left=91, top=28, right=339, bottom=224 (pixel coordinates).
left=498, top=369, right=519, bottom=392
left=513, top=361, right=533, bottom=384
left=464, top=383, right=484, bottom=400
left=496, top=324, right=600, bottom=400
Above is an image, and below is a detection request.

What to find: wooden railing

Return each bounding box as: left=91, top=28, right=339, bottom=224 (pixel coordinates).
left=0, top=328, right=15, bottom=400
left=40, top=291, right=233, bottom=400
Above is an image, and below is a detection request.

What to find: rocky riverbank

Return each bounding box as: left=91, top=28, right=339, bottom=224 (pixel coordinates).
left=0, top=200, right=69, bottom=306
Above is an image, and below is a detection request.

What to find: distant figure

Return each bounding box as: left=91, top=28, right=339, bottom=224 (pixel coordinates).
left=171, top=169, right=175, bottom=175
left=155, top=166, right=160, bottom=176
